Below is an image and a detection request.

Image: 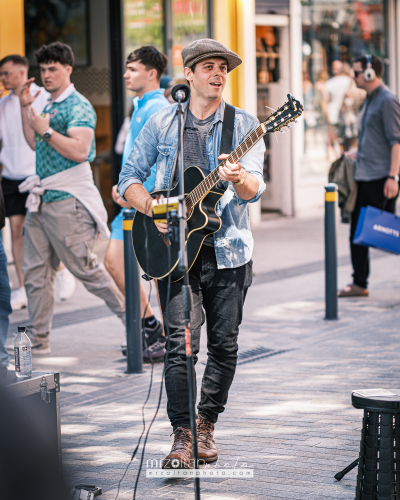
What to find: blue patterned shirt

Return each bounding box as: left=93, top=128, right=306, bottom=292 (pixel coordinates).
left=35, top=84, right=97, bottom=203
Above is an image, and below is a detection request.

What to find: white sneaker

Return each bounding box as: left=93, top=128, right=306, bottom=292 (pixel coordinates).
left=11, top=287, right=27, bottom=311
left=56, top=267, right=76, bottom=301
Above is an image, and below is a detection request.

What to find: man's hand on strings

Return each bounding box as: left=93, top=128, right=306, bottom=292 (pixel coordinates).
left=218, top=154, right=244, bottom=184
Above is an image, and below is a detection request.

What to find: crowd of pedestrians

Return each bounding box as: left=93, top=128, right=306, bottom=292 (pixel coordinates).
left=0, top=42, right=173, bottom=367
left=1, top=42, right=399, bottom=376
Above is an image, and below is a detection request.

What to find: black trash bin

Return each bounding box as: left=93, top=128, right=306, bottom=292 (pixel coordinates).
left=352, top=391, right=400, bottom=500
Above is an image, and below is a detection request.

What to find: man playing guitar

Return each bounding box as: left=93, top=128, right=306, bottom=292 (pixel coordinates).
left=118, top=39, right=266, bottom=468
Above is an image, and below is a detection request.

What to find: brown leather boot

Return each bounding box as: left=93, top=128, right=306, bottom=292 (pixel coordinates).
left=196, top=415, right=218, bottom=463
left=162, top=427, right=193, bottom=469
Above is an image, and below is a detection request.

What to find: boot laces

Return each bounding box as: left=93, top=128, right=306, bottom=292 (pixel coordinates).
left=171, top=427, right=192, bottom=452
left=197, top=417, right=213, bottom=442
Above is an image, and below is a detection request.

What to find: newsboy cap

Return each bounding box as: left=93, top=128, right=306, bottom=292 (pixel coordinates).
left=181, top=39, right=242, bottom=73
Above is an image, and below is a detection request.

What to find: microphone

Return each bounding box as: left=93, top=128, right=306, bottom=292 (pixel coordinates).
left=171, top=84, right=190, bottom=103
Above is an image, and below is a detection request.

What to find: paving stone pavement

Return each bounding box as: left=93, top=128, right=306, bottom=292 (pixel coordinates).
left=7, top=215, right=400, bottom=500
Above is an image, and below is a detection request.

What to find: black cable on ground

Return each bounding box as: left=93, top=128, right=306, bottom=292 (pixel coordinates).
left=114, top=280, right=155, bottom=500
left=132, top=191, right=173, bottom=499
left=115, top=188, right=175, bottom=500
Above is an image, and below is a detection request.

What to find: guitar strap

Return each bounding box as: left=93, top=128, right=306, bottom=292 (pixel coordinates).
left=220, top=102, right=235, bottom=155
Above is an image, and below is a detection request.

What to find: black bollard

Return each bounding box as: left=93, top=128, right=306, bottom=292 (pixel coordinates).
left=123, top=209, right=143, bottom=373
left=325, top=183, right=338, bottom=320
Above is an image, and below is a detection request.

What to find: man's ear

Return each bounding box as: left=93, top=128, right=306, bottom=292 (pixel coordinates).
left=148, top=68, right=158, bottom=81
left=183, top=66, right=193, bottom=83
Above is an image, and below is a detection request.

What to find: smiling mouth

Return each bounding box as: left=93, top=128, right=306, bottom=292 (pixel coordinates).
left=209, top=82, right=222, bottom=88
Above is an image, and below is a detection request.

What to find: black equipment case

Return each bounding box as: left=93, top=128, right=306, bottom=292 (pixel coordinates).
left=3, top=370, right=62, bottom=470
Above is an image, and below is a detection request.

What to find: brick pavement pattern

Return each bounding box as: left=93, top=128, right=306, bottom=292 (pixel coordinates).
left=7, top=216, right=400, bottom=499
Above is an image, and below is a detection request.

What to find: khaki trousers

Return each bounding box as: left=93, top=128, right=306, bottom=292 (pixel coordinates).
left=22, top=197, right=125, bottom=337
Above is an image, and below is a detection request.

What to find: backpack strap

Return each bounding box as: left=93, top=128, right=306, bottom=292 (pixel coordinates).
left=220, top=103, right=235, bottom=155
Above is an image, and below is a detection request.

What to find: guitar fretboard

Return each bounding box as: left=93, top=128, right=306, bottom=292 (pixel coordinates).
left=185, top=123, right=265, bottom=211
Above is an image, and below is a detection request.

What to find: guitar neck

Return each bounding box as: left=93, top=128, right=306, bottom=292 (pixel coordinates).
left=186, top=123, right=265, bottom=210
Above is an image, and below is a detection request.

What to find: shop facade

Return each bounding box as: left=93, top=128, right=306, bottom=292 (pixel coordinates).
left=1, top=0, right=400, bottom=223
left=247, top=0, right=400, bottom=218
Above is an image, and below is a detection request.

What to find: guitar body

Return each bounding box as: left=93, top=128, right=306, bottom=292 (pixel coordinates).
left=131, top=94, right=303, bottom=281
left=132, top=166, right=225, bottom=282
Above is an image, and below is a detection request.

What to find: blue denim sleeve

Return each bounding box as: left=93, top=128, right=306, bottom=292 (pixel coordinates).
left=235, top=123, right=266, bottom=206
left=118, top=116, right=159, bottom=199
left=143, top=164, right=157, bottom=193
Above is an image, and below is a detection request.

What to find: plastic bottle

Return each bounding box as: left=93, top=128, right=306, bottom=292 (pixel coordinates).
left=14, top=327, right=32, bottom=379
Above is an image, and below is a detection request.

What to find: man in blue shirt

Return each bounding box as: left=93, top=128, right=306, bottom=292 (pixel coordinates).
left=104, top=46, right=170, bottom=361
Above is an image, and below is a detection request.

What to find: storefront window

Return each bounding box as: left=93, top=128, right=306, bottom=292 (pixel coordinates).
left=124, top=0, right=164, bottom=58
left=171, top=0, right=208, bottom=76
left=301, top=0, right=387, bottom=177
left=256, top=26, right=281, bottom=185
left=24, top=0, right=90, bottom=66
left=256, top=0, right=289, bottom=15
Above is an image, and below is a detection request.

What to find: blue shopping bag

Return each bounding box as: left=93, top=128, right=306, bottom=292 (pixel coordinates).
left=353, top=205, right=400, bottom=254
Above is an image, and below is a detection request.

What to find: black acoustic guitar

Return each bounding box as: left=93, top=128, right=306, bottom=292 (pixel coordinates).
left=132, top=94, right=303, bottom=282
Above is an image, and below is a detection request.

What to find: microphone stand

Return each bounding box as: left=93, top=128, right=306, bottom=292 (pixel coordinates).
left=175, top=94, right=201, bottom=499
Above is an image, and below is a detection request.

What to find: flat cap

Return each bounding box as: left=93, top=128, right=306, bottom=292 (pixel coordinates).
left=181, top=38, right=242, bottom=73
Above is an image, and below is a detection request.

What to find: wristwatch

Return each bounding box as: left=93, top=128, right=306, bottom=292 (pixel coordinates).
left=232, top=170, right=246, bottom=186
left=42, top=127, right=54, bottom=142
left=388, top=175, right=399, bottom=182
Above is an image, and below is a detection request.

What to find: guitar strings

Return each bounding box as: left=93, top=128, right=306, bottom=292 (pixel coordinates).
left=187, top=100, right=300, bottom=207
left=186, top=124, right=265, bottom=207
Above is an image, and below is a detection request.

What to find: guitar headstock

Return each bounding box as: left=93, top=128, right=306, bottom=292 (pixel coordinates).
left=261, top=94, right=303, bottom=134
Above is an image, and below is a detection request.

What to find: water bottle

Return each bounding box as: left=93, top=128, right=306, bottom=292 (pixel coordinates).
left=14, top=326, right=32, bottom=379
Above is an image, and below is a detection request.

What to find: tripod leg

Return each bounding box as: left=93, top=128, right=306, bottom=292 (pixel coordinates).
left=334, top=458, right=359, bottom=481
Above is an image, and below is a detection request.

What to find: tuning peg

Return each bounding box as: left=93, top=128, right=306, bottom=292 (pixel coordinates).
left=286, top=125, right=293, bottom=129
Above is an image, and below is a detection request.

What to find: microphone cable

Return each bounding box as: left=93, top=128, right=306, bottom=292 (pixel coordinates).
left=115, top=181, right=175, bottom=500
left=132, top=181, right=174, bottom=499
left=116, top=96, right=187, bottom=498
left=114, top=280, right=155, bottom=500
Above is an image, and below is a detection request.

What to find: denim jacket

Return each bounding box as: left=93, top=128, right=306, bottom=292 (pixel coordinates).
left=118, top=99, right=266, bottom=269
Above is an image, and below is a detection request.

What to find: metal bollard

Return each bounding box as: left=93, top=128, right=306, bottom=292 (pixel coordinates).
left=123, top=209, right=143, bottom=373
left=325, top=183, right=338, bottom=320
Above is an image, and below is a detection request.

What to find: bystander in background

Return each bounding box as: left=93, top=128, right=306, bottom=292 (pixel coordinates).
left=0, top=55, right=76, bottom=311
left=14, top=42, right=125, bottom=354
left=338, top=54, right=400, bottom=297
left=104, top=46, right=170, bottom=362
left=322, top=59, right=352, bottom=161
left=0, top=182, right=11, bottom=369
